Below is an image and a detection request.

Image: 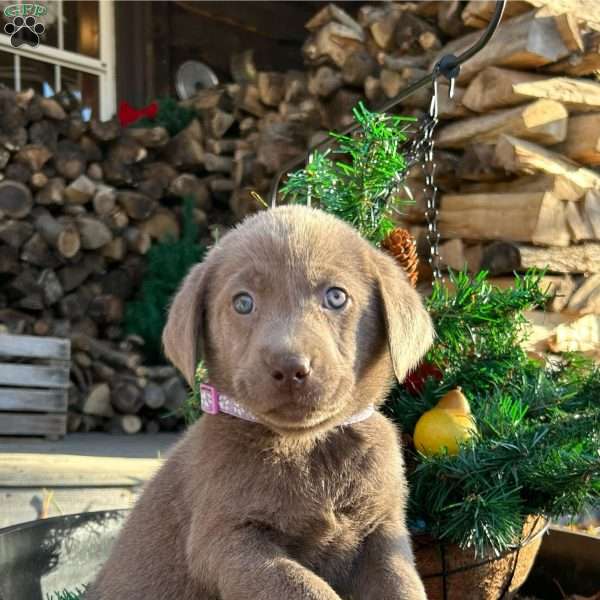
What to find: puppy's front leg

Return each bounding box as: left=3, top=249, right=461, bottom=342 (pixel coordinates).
left=349, top=521, right=427, bottom=600
left=189, top=527, right=343, bottom=600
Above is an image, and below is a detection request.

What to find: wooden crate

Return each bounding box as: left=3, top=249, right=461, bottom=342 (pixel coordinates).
left=0, top=334, right=70, bottom=439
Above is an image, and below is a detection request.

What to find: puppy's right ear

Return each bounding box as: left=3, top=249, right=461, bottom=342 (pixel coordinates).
left=162, top=263, right=209, bottom=386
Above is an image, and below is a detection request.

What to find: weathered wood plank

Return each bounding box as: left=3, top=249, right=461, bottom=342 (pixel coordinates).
left=0, top=334, right=70, bottom=360
left=0, top=413, right=66, bottom=436
left=0, top=364, right=70, bottom=388
left=0, top=388, right=68, bottom=412
left=0, top=453, right=161, bottom=486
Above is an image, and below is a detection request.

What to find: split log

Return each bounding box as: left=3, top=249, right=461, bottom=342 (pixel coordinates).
left=108, top=137, right=147, bottom=165
left=36, top=178, right=65, bottom=206
left=64, top=174, right=96, bottom=204
left=90, top=117, right=121, bottom=142
left=163, top=376, right=188, bottom=412
left=257, top=72, right=286, bottom=107
left=125, top=126, right=169, bottom=148
left=436, top=99, right=568, bottom=148
left=204, top=109, right=235, bottom=139
left=75, top=215, right=113, bottom=250
left=109, top=414, right=143, bottom=435
left=139, top=210, right=180, bottom=241
left=342, top=49, right=376, bottom=87
left=82, top=383, right=114, bottom=418
left=457, top=144, right=506, bottom=182
left=93, top=186, right=117, bottom=216
left=30, top=172, right=49, bottom=190
left=547, top=314, right=600, bottom=356
left=57, top=254, right=104, bottom=292
left=123, top=227, right=151, bottom=254
left=545, top=31, right=600, bottom=77
left=29, top=120, right=58, bottom=151
left=439, top=192, right=570, bottom=246
left=566, top=200, right=594, bottom=241
left=302, top=22, right=365, bottom=68
left=459, top=174, right=583, bottom=203
left=136, top=365, right=176, bottom=379
left=111, top=377, right=144, bottom=414
left=305, top=4, right=363, bottom=37
left=35, top=212, right=81, bottom=258
left=37, top=269, right=63, bottom=306
left=566, top=274, right=600, bottom=315
left=20, top=233, right=58, bottom=269
left=117, top=191, right=156, bottom=220
left=54, top=141, right=87, bottom=180
left=308, top=66, right=344, bottom=98
left=0, top=180, right=33, bottom=218
left=165, top=119, right=204, bottom=168
left=79, top=135, right=102, bottom=162
left=203, top=153, right=234, bottom=173
left=101, top=237, right=127, bottom=262
left=88, top=294, right=124, bottom=324
left=481, top=241, right=600, bottom=274
left=0, top=219, right=33, bottom=248
left=73, top=333, right=142, bottom=370
left=462, top=1, right=532, bottom=29
left=494, top=135, right=600, bottom=196
left=15, top=144, right=52, bottom=171
left=102, top=207, right=129, bottom=232
left=559, top=113, right=600, bottom=166
left=39, top=97, right=67, bottom=120
left=5, top=162, right=32, bottom=184
left=585, top=190, right=600, bottom=238
left=144, top=381, right=166, bottom=409
left=463, top=67, right=600, bottom=114
left=168, top=173, right=210, bottom=209
left=434, top=11, right=583, bottom=84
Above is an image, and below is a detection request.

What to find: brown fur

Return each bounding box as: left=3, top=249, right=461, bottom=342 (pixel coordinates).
left=88, top=205, right=433, bottom=600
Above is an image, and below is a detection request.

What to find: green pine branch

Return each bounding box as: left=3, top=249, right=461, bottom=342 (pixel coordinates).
left=384, top=270, right=600, bottom=558
left=281, top=102, right=416, bottom=244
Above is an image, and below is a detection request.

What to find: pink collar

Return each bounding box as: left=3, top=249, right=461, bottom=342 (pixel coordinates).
left=200, top=383, right=375, bottom=427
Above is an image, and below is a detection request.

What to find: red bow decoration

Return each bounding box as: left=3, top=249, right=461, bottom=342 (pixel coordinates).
left=118, top=100, right=159, bottom=127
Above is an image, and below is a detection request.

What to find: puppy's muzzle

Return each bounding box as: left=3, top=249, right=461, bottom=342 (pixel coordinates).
left=264, top=352, right=312, bottom=388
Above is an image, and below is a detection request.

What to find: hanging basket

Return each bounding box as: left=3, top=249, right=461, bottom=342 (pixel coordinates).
left=413, top=515, right=549, bottom=600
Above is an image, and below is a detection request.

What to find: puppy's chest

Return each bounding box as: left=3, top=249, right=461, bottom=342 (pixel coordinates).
left=258, top=446, right=382, bottom=554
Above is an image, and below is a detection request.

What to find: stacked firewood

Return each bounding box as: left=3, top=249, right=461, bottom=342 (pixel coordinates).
left=221, top=0, right=600, bottom=354
left=0, top=88, right=218, bottom=433
left=220, top=0, right=600, bottom=358
left=2, top=1, right=599, bottom=437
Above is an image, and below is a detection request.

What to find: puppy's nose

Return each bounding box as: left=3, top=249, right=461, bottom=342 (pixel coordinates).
left=268, top=353, right=312, bottom=386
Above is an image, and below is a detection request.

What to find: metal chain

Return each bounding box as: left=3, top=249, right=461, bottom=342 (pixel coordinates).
left=423, top=78, right=442, bottom=281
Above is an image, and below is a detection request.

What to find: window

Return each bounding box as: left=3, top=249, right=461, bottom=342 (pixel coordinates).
left=0, top=0, right=115, bottom=120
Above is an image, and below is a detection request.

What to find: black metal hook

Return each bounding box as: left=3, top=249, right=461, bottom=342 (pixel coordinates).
left=268, top=0, right=507, bottom=206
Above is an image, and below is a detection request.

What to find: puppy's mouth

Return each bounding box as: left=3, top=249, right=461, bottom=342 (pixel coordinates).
left=235, top=376, right=350, bottom=433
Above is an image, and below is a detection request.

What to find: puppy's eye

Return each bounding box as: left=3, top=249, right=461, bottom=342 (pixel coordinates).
left=323, top=287, right=348, bottom=310
left=233, top=293, right=254, bottom=315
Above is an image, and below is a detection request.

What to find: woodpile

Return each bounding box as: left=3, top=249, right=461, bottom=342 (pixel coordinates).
left=216, top=0, right=600, bottom=358
left=1, top=0, right=599, bottom=438
left=0, top=87, right=207, bottom=434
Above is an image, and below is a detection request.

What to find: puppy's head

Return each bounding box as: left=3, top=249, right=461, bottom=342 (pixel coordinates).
left=163, top=205, right=433, bottom=435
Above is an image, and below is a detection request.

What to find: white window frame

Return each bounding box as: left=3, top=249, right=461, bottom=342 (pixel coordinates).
left=0, top=0, right=116, bottom=119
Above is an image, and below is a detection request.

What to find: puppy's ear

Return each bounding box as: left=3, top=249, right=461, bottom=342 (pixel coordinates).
left=371, top=249, right=435, bottom=383
left=162, top=262, right=210, bottom=386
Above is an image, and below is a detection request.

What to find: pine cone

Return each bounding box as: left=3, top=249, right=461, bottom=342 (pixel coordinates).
left=382, top=228, right=419, bottom=287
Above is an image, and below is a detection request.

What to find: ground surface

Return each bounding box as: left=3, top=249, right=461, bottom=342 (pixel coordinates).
left=0, top=433, right=181, bottom=529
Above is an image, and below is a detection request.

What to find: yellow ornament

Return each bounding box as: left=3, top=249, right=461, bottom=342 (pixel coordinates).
left=413, top=387, right=477, bottom=456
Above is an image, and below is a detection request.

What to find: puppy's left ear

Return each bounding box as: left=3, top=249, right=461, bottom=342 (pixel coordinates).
left=371, top=249, right=435, bottom=383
